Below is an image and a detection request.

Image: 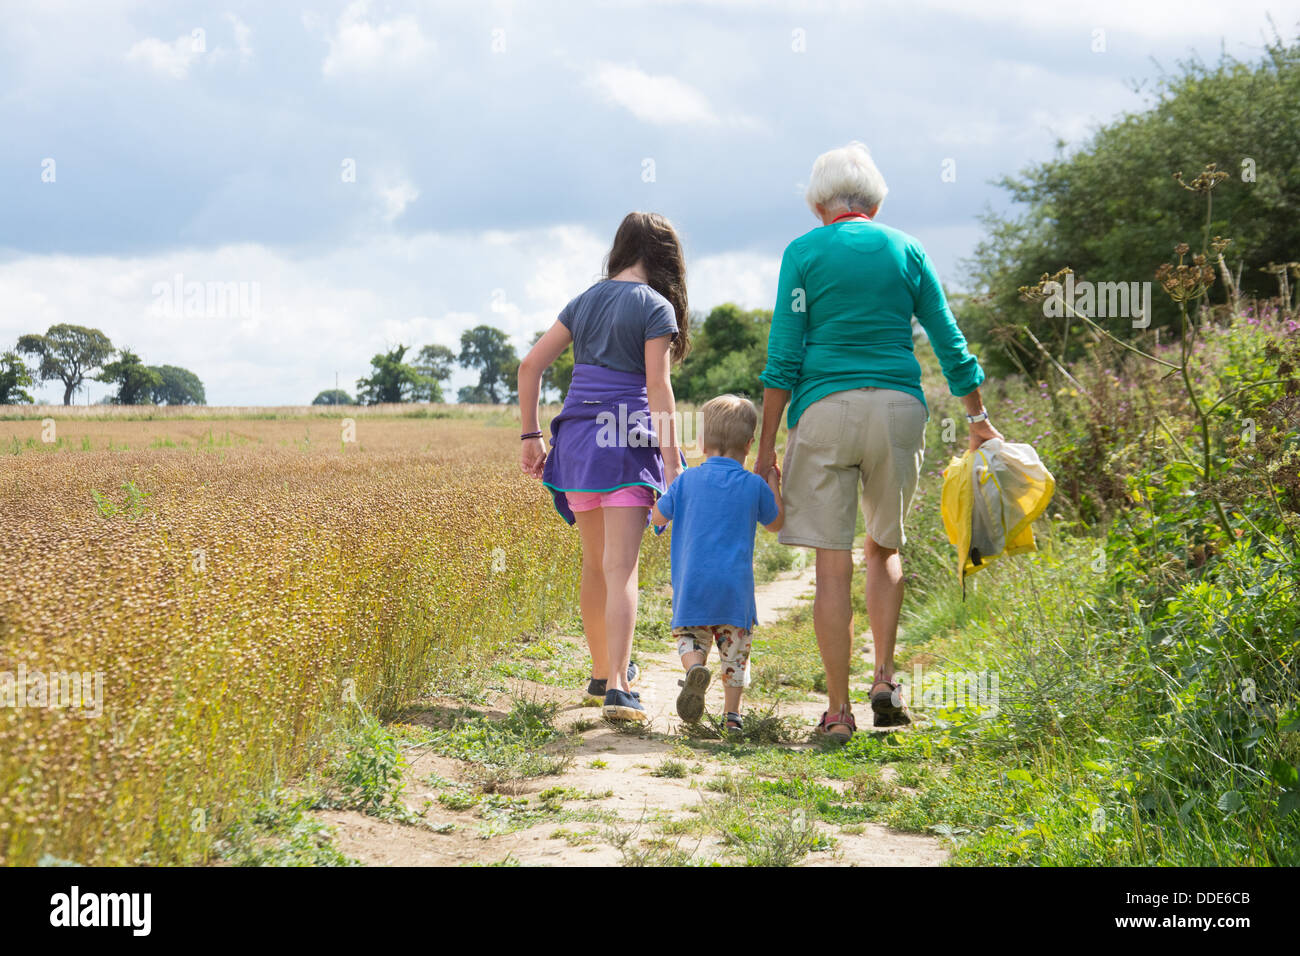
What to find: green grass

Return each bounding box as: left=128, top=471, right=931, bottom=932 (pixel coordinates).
left=650, top=759, right=689, bottom=778
left=419, top=697, right=577, bottom=794
left=696, top=773, right=837, bottom=865
left=218, top=790, right=356, bottom=867
left=490, top=627, right=589, bottom=687
left=754, top=530, right=806, bottom=583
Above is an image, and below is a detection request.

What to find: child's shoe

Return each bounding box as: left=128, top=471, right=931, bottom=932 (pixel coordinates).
left=603, top=688, right=647, bottom=722
left=723, top=712, right=743, bottom=733
left=675, top=664, right=711, bottom=722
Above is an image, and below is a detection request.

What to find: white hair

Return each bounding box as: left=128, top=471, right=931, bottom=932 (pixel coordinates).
left=805, top=141, right=889, bottom=217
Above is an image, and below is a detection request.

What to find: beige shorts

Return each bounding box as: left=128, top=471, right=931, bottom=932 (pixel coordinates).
left=779, top=387, right=926, bottom=551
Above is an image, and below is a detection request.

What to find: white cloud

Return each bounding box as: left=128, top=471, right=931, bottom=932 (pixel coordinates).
left=0, top=227, right=785, bottom=405
left=909, top=0, right=1295, bottom=41
left=321, top=1, right=433, bottom=77
left=688, top=251, right=781, bottom=312
left=586, top=61, right=761, bottom=128
left=374, top=175, right=419, bottom=223
left=523, top=226, right=609, bottom=305
left=225, top=13, right=252, bottom=61
left=125, top=33, right=204, bottom=79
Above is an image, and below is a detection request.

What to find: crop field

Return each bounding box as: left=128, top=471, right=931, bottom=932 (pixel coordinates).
left=0, top=411, right=666, bottom=866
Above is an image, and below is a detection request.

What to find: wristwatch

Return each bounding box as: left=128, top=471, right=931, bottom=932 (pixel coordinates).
left=966, top=409, right=990, bottom=424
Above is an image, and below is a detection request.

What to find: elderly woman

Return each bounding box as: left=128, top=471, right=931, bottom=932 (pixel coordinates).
left=754, top=142, right=1002, bottom=740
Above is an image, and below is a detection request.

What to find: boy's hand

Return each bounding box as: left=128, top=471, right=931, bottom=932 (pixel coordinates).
left=762, top=463, right=785, bottom=533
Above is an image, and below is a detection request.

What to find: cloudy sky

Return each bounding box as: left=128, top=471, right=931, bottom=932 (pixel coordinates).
left=2, top=0, right=1296, bottom=404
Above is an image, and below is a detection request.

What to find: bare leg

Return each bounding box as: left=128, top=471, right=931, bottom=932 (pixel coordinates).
left=813, top=547, right=855, bottom=719
left=723, top=685, right=743, bottom=715
left=573, top=509, right=608, bottom=680
left=863, top=536, right=904, bottom=685
left=601, top=506, right=647, bottom=692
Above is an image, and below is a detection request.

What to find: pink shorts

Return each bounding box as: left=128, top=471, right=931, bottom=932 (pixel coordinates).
left=566, top=486, right=656, bottom=512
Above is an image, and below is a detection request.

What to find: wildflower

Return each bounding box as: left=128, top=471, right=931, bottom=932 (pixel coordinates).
left=1172, top=163, right=1229, bottom=194
left=1155, top=246, right=1216, bottom=303
left=1018, top=267, right=1073, bottom=303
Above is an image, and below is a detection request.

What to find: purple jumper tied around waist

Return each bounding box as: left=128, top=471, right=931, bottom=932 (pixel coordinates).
left=541, top=363, right=672, bottom=526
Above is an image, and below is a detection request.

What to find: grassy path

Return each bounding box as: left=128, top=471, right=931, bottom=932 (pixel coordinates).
left=306, top=563, right=948, bottom=867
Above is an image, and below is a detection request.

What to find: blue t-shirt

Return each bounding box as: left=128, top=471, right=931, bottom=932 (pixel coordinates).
left=656, top=456, right=779, bottom=630
left=558, top=280, right=678, bottom=374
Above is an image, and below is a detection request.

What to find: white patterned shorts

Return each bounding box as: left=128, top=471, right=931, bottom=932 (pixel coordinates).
left=673, top=625, right=753, bottom=689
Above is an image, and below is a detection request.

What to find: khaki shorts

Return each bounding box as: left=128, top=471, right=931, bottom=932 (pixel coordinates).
left=779, top=388, right=926, bottom=551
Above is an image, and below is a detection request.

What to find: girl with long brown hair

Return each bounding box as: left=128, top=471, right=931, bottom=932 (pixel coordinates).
left=517, top=212, right=691, bottom=721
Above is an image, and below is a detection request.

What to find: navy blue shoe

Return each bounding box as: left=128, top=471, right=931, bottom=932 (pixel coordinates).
left=602, top=688, right=647, bottom=722
left=586, top=663, right=640, bottom=701
left=586, top=680, right=640, bottom=701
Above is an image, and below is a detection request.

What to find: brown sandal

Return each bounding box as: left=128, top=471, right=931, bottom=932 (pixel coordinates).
left=816, top=707, right=856, bottom=743
left=871, top=680, right=911, bottom=728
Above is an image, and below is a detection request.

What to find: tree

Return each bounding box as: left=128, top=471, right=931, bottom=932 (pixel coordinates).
left=675, top=305, right=771, bottom=402
left=457, top=325, right=517, bottom=404
left=97, top=350, right=162, bottom=405
left=149, top=365, right=206, bottom=405
left=356, top=345, right=421, bottom=404
left=698, top=303, right=761, bottom=355
left=550, top=344, right=575, bottom=401
left=527, top=330, right=575, bottom=402
left=312, top=389, right=354, bottom=406
left=0, top=351, right=35, bottom=404
left=963, top=35, right=1300, bottom=374
left=16, top=324, right=114, bottom=405
left=411, top=344, right=456, bottom=403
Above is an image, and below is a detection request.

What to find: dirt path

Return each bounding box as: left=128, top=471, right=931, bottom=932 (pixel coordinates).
left=315, top=565, right=949, bottom=866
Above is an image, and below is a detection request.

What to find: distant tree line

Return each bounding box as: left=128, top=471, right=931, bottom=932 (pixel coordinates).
left=327, top=305, right=774, bottom=408
left=326, top=324, right=538, bottom=406
left=1, top=324, right=205, bottom=405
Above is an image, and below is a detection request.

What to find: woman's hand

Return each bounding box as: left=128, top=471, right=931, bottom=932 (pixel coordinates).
left=521, top=437, right=547, bottom=478
left=754, top=443, right=778, bottom=478
left=764, top=464, right=781, bottom=494
left=968, top=419, right=1004, bottom=450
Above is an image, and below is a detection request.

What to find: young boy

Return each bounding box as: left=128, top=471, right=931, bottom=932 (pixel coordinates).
left=651, top=394, right=783, bottom=731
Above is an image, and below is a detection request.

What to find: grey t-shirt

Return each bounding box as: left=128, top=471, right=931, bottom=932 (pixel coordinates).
left=558, top=280, right=678, bottom=374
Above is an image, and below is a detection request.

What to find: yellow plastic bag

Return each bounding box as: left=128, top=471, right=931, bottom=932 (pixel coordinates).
left=940, top=438, right=1056, bottom=590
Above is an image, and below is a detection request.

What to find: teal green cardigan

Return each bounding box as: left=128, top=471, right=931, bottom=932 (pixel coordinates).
left=760, top=220, right=985, bottom=428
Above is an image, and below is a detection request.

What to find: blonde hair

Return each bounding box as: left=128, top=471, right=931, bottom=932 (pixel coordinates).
left=700, top=394, right=758, bottom=456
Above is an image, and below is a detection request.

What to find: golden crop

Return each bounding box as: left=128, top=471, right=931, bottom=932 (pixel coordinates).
left=0, top=415, right=666, bottom=865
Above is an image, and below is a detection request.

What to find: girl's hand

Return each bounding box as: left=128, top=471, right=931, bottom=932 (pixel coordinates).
left=968, top=419, right=1004, bottom=451
left=521, top=437, right=547, bottom=478
left=663, top=450, right=683, bottom=487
